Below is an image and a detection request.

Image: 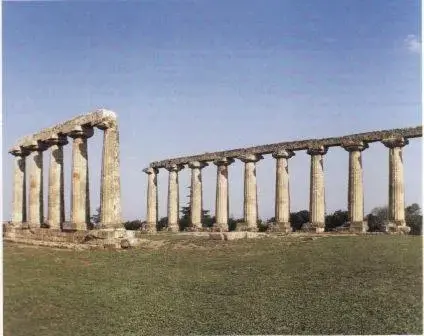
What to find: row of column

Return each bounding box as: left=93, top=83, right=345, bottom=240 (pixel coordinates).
left=144, top=137, right=410, bottom=233
left=10, top=120, right=121, bottom=230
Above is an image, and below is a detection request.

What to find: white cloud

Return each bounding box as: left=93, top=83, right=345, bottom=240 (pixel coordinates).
left=404, top=34, right=421, bottom=54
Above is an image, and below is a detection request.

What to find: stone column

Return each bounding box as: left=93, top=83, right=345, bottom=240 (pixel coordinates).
left=302, top=146, right=328, bottom=233
left=45, top=134, right=68, bottom=230
left=239, top=154, right=263, bottom=231
left=272, top=149, right=295, bottom=233
left=212, top=157, right=235, bottom=231
left=166, top=163, right=184, bottom=232
left=143, top=167, right=159, bottom=233
left=9, top=147, right=29, bottom=225
left=382, top=137, right=410, bottom=234
left=97, top=118, right=122, bottom=229
left=68, top=126, right=94, bottom=230
left=342, top=141, right=368, bottom=233
left=24, top=140, right=47, bottom=228
left=188, top=161, right=208, bottom=231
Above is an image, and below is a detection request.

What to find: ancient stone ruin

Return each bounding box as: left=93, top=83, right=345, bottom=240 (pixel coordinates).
left=4, top=109, right=423, bottom=248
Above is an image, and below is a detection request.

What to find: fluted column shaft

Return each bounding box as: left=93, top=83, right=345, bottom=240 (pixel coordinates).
left=46, top=135, right=68, bottom=230
left=143, top=167, right=159, bottom=232
left=213, top=158, right=234, bottom=231
left=189, top=161, right=208, bottom=230
left=68, top=126, right=94, bottom=230
left=10, top=148, right=29, bottom=224
left=97, top=119, right=122, bottom=228
left=272, top=150, right=295, bottom=232
left=166, top=164, right=184, bottom=232
left=239, top=154, right=263, bottom=231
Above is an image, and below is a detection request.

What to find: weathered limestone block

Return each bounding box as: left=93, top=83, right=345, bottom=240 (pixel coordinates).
left=9, top=147, right=29, bottom=225
left=143, top=167, right=159, bottom=233
left=166, top=163, right=184, bottom=232
left=188, top=161, right=208, bottom=231
left=97, top=116, right=122, bottom=229
left=68, top=125, right=94, bottom=230
left=302, top=146, right=328, bottom=233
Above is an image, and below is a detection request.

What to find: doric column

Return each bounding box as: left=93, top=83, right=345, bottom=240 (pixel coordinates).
left=45, top=134, right=68, bottom=230
left=272, top=149, right=295, bottom=233
left=9, top=146, right=29, bottom=225
left=188, top=161, right=208, bottom=230
left=68, top=125, right=94, bottom=230
left=382, top=137, right=410, bottom=234
left=342, top=141, right=368, bottom=233
left=212, top=157, right=235, bottom=231
left=96, top=118, right=122, bottom=228
left=143, top=167, right=159, bottom=233
left=239, top=154, right=263, bottom=231
left=302, top=146, right=328, bottom=233
left=24, top=140, right=47, bottom=228
left=166, top=163, right=184, bottom=232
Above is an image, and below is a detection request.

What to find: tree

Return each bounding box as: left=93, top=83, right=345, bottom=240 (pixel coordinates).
left=90, top=206, right=101, bottom=229
left=290, top=210, right=309, bottom=231
left=325, top=210, right=349, bottom=232
left=405, top=203, right=422, bottom=235
left=367, top=206, right=389, bottom=232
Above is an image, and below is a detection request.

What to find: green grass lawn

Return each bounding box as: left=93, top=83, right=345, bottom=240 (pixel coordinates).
left=4, top=235, right=422, bottom=335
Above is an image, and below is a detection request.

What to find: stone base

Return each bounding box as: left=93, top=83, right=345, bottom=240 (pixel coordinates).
left=348, top=221, right=368, bottom=233
left=235, top=222, right=258, bottom=232
left=383, top=220, right=411, bottom=234
left=209, top=231, right=266, bottom=240
left=300, top=222, right=325, bottom=233
left=144, top=222, right=157, bottom=233
left=211, top=223, right=229, bottom=232
left=166, top=224, right=179, bottom=232
left=267, top=222, right=292, bottom=233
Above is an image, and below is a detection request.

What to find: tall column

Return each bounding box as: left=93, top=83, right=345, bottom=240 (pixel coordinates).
left=342, top=141, right=368, bottom=233
left=97, top=118, right=122, bottom=229
left=143, top=167, right=159, bottom=233
left=212, top=157, right=235, bottom=231
left=239, top=154, right=263, bottom=231
left=166, top=163, right=184, bottom=232
left=188, top=161, right=208, bottom=230
left=9, top=147, right=29, bottom=225
left=302, top=146, right=328, bottom=233
left=68, top=126, right=94, bottom=230
left=382, top=137, right=410, bottom=234
left=45, top=134, right=68, bottom=230
left=24, top=140, right=47, bottom=228
left=272, top=149, right=295, bottom=233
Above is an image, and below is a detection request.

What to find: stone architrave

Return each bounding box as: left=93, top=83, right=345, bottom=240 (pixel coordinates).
left=272, top=149, right=295, bottom=233
left=302, top=146, right=328, bottom=233
left=342, top=140, right=368, bottom=233
left=44, top=134, right=68, bottom=230
left=9, top=147, right=30, bottom=225
left=382, top=137, right=410, bottom=234
left=166, top=163, right=184, bottom=232
left=68, top=125, right=94, bottom=230
left=188, top=161, right=209, bottom=231
left=238, top=154, right=263, bottom=231
left=96, top=117, right=122, bottom=229
left=143, top=167, right=159, bottom=233
left=212, top=157, right=235, bottom=231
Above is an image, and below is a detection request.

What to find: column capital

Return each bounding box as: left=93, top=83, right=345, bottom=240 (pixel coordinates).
left=272, top=149, right=295, bottom=159
left=238, top=153, right=263, bottom=163
left=165, top=163, right=184, bottom=172
left=382, top=137, right=409, bottom=149
left=341, top=140, right=369, bottom=152
left=188, top=161, right=208, bottom=169
left=9, top=146, right=30, bottom=157
left=213, top=157, right=235, bottom=166
left=22, top=140, right=48, bottom=152
left=67, top=125, right=94, bottom=139
left=95, top=119, right=117, bottom=130
left=143, top=167, right=159, bottom=175
left=307, top=145, right=328, bottom=156
left=44, top=133, right=69, bottom=147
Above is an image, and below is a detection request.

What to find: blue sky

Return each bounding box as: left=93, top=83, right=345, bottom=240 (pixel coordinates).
left=3, top=0, right=421, bottom=221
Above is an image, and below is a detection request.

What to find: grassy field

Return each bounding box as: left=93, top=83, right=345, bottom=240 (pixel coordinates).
left=4, top=235, right=422, bottom=335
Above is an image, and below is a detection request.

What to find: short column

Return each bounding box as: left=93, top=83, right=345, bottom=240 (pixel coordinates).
left=342, top=141, right=368, bottom=233
left=143, top=167, right=159, bottom=233
left=9, top=147, right=29, bottom=225
left=382, top=137, right=410, bottom=234
left=272, top=149, right=295, bottom=233
left=97, top=118, right=122, bottom=229
left=188, top=161, right=208, bottom=231
left=212, top=157, right=235, bottom=231
left=302, top=146, right=328, bottom=233
left=68, top=126, right=94, bottom=230
left=239, top=154, right=263, bottom=231
left=166, top=163, right=184, bottom=232
left=45, top=134, right=68, bottom=230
